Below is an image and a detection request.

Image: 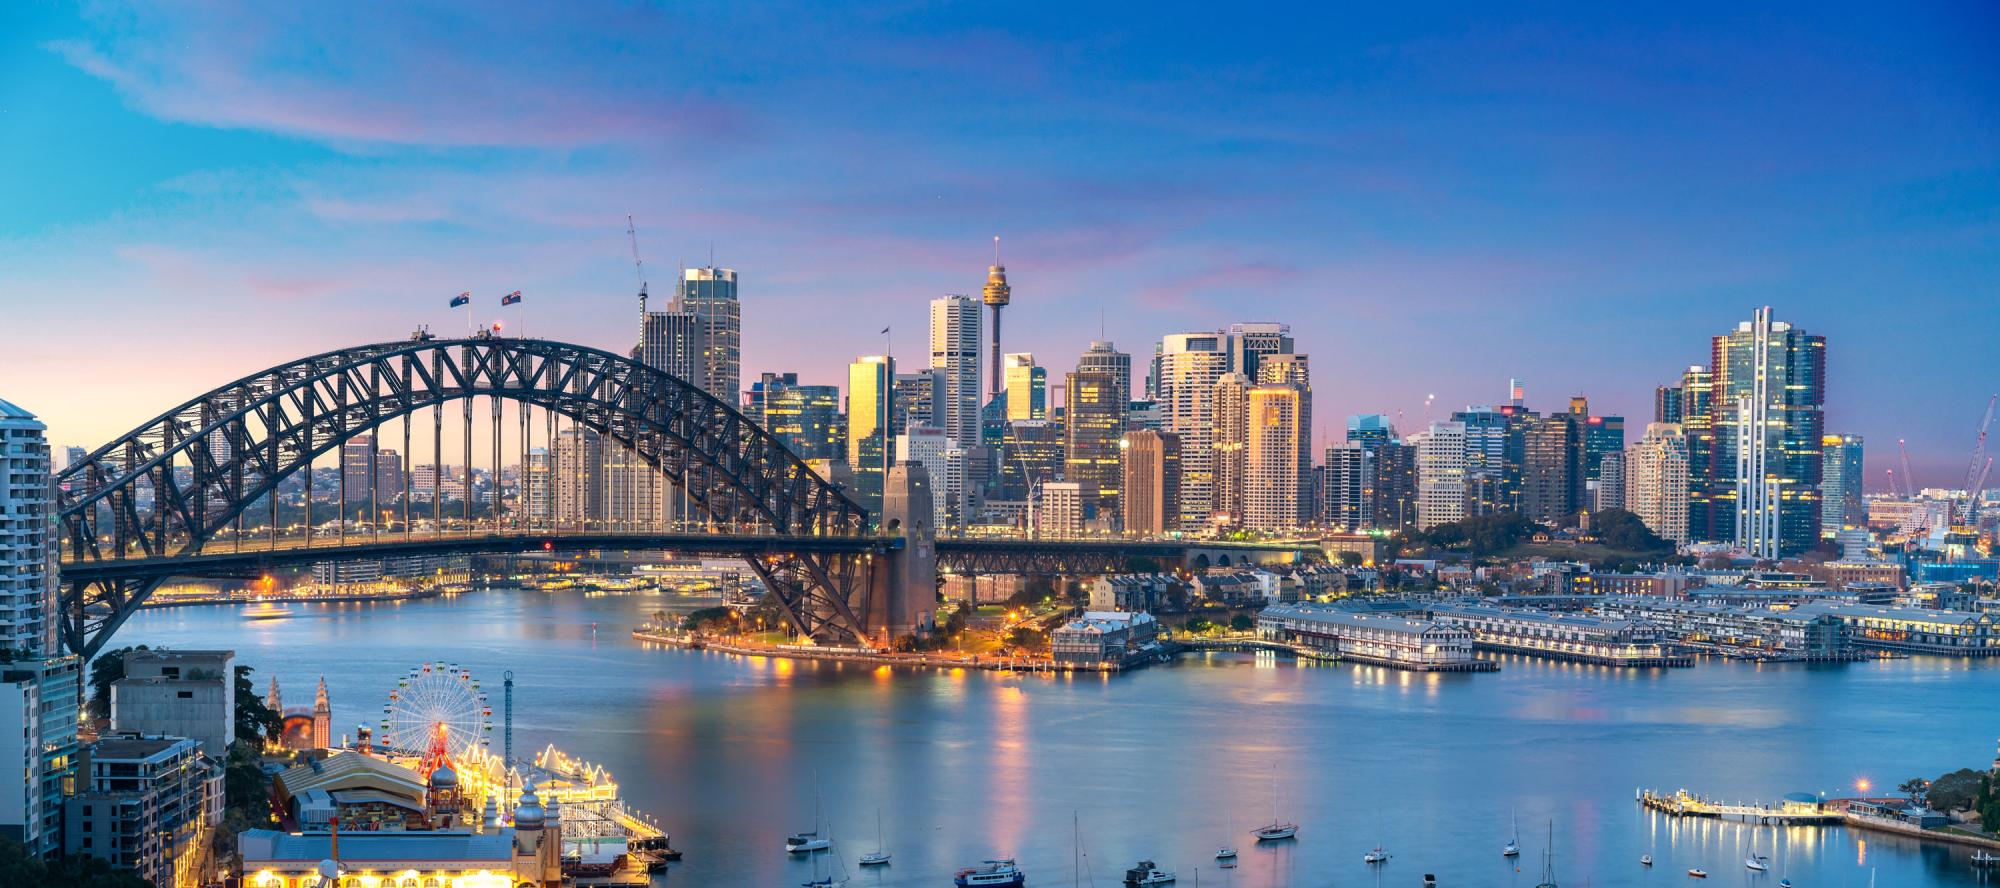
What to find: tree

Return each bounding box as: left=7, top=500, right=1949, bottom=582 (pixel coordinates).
left=1898, top=777, right=1931, bottom=806
left=682, top=606, right=735, bottom=632
left=1927, top=768, right=1987, bottom=813
left=234, top=665, right=281, bottom=747
left=87, top=645, right=152, bottom=722
left=0, top=835, right=148, bottom=888
left=1229, top=614, right=1255, bottom=633
left=1337, top=551, right=1365, bottom=567
left=1591, top=509, right=1673, bottom=553
left=1005, top=626, right=1046, bottom=653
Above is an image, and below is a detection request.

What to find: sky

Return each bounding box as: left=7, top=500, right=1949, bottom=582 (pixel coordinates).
left=2, top=2, right=1996, bottom=489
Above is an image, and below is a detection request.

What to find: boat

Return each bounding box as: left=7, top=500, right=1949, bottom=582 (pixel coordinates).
left=1503, top=809, right=1521, bottom=858
left=1779, top=880, right=1793, bottom=888
left=1216, top=810, right=1237, bottom=861
left=1688, top=869, right=1708, bottom=878
left=786, top=783, right=831, bottom=853
left=1975, top=850, right=2000, bottom=867
left=243, top=602, right=292, bottom=620
left=1252, top=766, right=1299, bottom=841
left=800, top=818, right=849, bottom=887
left=1424, top=876, right=1438, bottom=887
left=1746, top=853, right=1769, bottom=872
left=857, top=807, right=889, bottom=866
left=1122, top=860, right=1176, bottom=886
left=1364, top=846, right=1391, bottom=864
left=954, top=858, right=1026, bottom=887
left=1641, top=854, right=1653, bottom=866
left=1534, top=820, right=1559, bottom=888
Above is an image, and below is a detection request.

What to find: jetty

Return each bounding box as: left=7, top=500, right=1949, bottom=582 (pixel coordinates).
left=1637, top=788, right=1843, bottom=824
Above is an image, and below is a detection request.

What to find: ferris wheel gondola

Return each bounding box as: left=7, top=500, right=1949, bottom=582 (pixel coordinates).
left=378, top=662, right=492, bottom=761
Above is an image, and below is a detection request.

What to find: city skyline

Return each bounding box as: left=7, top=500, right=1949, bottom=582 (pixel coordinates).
left=5, top=4, right=1999, bottom=485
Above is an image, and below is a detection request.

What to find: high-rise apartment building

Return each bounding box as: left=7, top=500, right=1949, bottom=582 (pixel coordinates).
left=1520, top=413, right=1583, bottom=526
left=1244, top=383, right=1309, bottom=530
left=1713, top=307, right=1826, bottom=557
left=746, top=372, right=843, bottom=461
left=997, top=420, right=1064, bottom=502
left=1156, top=333, right=1233, bottom=530
left=1228, top=322, right=1294, bottom=378
left=599, top=445, right=660, bottom=528
left=1413, top=421, right=1469, bottom=529
left=1373, top=441, right=1418, bottom=530
left=678, top=266, right=741, bottom=402
left=1121, top=430, right=1181, bottom=536
left=897, top=427, right=964, bottom=529
left=1451, top=407, right=1518, bottom=516
left=63, top=733, right=223, bottom=888
left=1654, top=384, right=1684, bottom=425
left=1594, top=451, right=1627, bottom=513
left=1321, top=442, right=1371, bottom=530
left=1064, top=371, right=1125, bottom=525
left=522, top=448, right=551, bottom=525
left=1, top=400, right=52, bottom=655
left=1627, top=422, right=1691, bottom=544
left=1035, top=482, right=1088, bottom=537
left=1820, top=433, right=1865, bottom=537
left=1211, top=372, right=1252, bottom=527
left=0, top=398, right=80, bottom=858
left=929, top=294, right=983, bottom=448
left=1002, top=353, right=1046, bottom=421
left=339, top=435, right=404, bottom=504
left=847, top=355, right=896, bottom=515
left=639, top=307, right=704, bottom=384
left=1256, top=354, right=1313, bottom=520
left=1076, top=341, right=1132, bottom=414
left=1673, top=365, right=1717, bottom=541
left=551, top=427, right=603, bottom=526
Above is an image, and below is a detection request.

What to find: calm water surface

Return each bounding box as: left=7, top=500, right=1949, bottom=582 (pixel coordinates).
left=124, top=588, right=2000, bottom=888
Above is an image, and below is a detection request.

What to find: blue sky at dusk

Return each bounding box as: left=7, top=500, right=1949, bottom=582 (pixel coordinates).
left=2, top=2, right=1996, bottom=486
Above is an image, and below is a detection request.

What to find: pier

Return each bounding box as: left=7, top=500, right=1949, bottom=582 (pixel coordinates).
left=1637, top=788, right=1843, bottom=824
left=1177, top=636, right=1500, bottom=672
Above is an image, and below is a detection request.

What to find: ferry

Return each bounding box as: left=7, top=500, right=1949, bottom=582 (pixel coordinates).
left=243, top=602, right=293, bottom=620
left=955, top=858, right=1026, bottom=887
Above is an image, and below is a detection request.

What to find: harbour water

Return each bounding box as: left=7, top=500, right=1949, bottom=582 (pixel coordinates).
left=124, top=586, right=2000, bottom=886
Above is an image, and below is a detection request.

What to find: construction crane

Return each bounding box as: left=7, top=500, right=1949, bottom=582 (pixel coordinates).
left=1961, top=395, right=1997, bottom=522
left=627, top=214, right=649, bottom=314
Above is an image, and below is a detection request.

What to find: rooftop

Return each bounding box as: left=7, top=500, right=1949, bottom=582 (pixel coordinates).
left=238, top=828, right=516, bottom=863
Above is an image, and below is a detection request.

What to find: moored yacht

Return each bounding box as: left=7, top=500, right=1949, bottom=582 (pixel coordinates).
left=1122, top=860, right=1175, bottom=886
left=955, top=858, right=1026, bottom=887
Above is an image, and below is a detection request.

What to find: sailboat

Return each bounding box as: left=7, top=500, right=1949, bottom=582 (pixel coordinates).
left=785, top=786, right=831, bottom=853
left=1363, top=845, right=1391, bottom=864
left=801, top=820, right=850, bottom=887
left=858, top=807, right=890, bottom=866
left=1251, top=768, right=1299, bottom=841
left=1216, top=810, right=1238, bottom=862
left=1534, top=820, right=1559, bottom=888
left=1503, top=809, right=1521, bottom=858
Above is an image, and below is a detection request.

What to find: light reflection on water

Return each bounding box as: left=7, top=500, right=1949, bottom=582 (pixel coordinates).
left=127, top=589, right=2000, bottom=887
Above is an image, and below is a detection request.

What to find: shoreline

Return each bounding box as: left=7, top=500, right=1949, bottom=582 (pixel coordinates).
left=142, top=588, right=447, bottom=610
left=630, top=629, right=1161, bottom=673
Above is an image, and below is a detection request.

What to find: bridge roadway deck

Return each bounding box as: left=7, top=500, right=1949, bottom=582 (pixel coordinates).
left=60, top=530, right=1316, bottom=582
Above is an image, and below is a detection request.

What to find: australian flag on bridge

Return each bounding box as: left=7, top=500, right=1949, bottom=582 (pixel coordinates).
left=501, top=290, right=523, bottom=306
left=448, top=292, right=470, bottom=308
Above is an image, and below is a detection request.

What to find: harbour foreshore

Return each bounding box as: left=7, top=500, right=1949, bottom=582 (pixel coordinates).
left=630, top=628, right=1155, bottom=672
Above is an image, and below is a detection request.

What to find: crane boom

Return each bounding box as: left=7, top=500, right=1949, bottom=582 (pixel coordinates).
left=1962, top=395, right=1996, bottom=492
left=627, top=215, right=649, bottom=314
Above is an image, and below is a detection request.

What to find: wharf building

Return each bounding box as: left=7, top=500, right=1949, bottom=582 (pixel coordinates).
left=1256, top=605, right=1491, bottom=671
left=1788, top=601, right=1998, bottom=655
left=1051, top=611, right=1161, bottom=665
left=1596, top=598, right=1850, bottom=660
left=1426, top=604, right=1689, bottom=667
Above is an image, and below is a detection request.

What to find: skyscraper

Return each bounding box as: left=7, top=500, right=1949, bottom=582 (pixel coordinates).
left=1674, top=365, right=1717, bottom=540
left=847, top=355, right=896, bottom=515
left=1063, top=371, right=1125, bottom=526
left=1257, top=353, right=1313, bottom=514
left=1413, top=421, right=1469, bottom=529
left=892, top=369, right=945, bottom=436
left=0, top=399, right=52, bottom=655
left=552, top=427, right=603, bottom=527
left=982, top=240, right=1011, bottom=405
left=1120, top=430, right=1181, bottom=536
left=1520, top=413, right=1583, bottom=526
left=679, top=266, right=740, bottom=402
left=1211, top=372, right=1252, bottom=527
left=522, top=447, right=551, bottom=525
left=1002, top=353, right=1046, bottom=421
left=997, top=419, right=1064, bottom=502
left=1157, top=332, right=1233, bottom=530
left=1594, top=451, right=1626, bottom=513
left=1, top=399, right=81, bottom=857
left=1714, top=306, right=1826, bottom=557
left=1244, top=383, right=1309, bottom=530
left=929, top=294, right=983, bottom=448
left=639, top=306, right=705, bottom=384
left=746, top=372, right=843, bottom=462
left=1227, top=322, right=1294, bottom=378
left=1076, top=341, right=1132, bottom=414
left=897, top=427, right=963, bottom=529
left=1820, top=433, right=1865, bottom=537
left=1627, top=422, right=1691, bottom=544
left=1321, top=442, right=1371, bottom=529
left=1373, top=440, right=1418, bottom=530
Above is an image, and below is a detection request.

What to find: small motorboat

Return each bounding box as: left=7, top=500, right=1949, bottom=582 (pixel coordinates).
left=1688, top=868, right=1708, bottom=878
left=1216, top=846, right=1238, bottom=861
left=1364, top=846, right=1391, bottom=864
left=1122, top=860, right=1176, bottom=886
left=1779, top=880, right=1794, bottom=888
left=1747, top=854, right=1770, bottom=872
left=1423, top=875, right=1438, bottom=887
left=1219, top=861, right=1237, bottom=870
left=1641, top=854, right=1654, bottom=866
left=955, top=858, right=1026, bottom=887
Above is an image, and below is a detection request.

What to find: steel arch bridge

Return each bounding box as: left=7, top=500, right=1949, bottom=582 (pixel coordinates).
left=54, top=334, right=889, bottom=658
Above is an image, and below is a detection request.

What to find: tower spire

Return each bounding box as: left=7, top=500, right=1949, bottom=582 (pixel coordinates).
left=983, top=237, right=1012, bottom=404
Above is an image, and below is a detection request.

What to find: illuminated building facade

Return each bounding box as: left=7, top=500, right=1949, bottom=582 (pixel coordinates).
left=1002, top=353, right=1046, bottom=421
left=1627, top=423, right=1691, bottom=544
left=1713, top=307, right=1826, bottom=557
left=846, top=355, right=895, bottom=516
left=1064, top=371, right=1125, bottom=525
left=1820, top=433, right=1865, bottom=537
left=1120, top=430, right=1180, bottom=536
left=745, top=372, right=842, bottom=462
left=678, top=265, right=740, bottom=402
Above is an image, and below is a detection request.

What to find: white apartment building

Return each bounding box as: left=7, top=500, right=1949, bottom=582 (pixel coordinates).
left=1413, top=421, right=1469, bottom=529
left=1627, top=422, right=1691, bottom=544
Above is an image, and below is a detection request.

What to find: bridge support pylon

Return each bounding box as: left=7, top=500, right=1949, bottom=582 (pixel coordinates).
left=873, top=461, right=939, bottom=643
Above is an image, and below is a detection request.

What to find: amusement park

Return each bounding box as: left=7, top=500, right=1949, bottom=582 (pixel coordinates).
left=240, top=661, right=673, bottom=888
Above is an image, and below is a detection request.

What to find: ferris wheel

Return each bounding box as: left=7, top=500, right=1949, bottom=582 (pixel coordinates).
left=379, top=662, right=492, bottom=760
